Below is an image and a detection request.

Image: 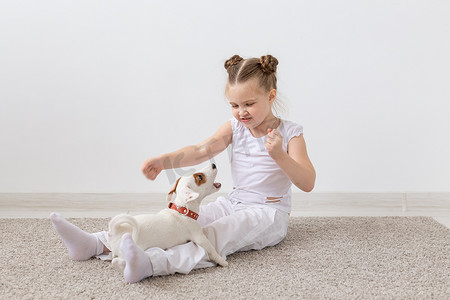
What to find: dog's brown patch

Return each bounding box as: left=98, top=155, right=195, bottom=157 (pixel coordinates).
left=167, top=177, right=181, bottom=201
left=193, top=172, right=207, bottom=186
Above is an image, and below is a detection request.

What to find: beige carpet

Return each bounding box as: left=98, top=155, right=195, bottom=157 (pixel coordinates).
left=1, top=217, right=449, bottom=299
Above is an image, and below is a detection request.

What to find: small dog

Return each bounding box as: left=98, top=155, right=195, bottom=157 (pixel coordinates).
left=108, top=164, right=228, bottom=272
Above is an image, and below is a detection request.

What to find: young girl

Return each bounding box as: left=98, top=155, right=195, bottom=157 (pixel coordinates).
left=50, top=54, right=316, bottom=283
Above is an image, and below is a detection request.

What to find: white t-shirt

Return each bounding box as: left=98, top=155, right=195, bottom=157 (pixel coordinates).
left=228, top=117, right=304, bottom=213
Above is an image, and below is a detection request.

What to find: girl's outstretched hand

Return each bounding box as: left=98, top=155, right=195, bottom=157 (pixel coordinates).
left=141, top=157, right=164, bottom=180
left=265, top=128, right=284, bottom=160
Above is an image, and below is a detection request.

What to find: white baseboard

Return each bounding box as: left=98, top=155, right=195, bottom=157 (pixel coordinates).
left=0, top=192, right=449, bottom=218
left=290, top=192, right=450, bottom=216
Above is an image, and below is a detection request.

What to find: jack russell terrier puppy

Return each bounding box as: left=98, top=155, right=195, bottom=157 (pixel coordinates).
left=108, top=164, right=228, bottom=272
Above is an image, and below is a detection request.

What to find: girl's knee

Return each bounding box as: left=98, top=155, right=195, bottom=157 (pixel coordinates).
left=198, top=196, right=233, bottom=226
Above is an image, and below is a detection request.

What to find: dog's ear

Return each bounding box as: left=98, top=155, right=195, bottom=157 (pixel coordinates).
left=178, top=186, right=200, bottom=203
left=167, top=177, right=181, bottom=202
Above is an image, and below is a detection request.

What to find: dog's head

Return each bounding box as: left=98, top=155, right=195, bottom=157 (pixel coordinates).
left=167, top=164, right=221, bottom=205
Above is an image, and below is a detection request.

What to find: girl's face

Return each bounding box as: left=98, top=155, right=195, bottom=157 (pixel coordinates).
left=227, top=78, right=277, bottom=135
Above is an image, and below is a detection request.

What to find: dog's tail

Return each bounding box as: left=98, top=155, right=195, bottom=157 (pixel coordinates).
left=108, top=214, right=140, bottom=240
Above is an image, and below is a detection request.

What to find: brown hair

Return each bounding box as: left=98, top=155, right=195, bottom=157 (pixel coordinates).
left=224, top=55, right=278, bottom=92
left=224, top=54, right=286, bottom=115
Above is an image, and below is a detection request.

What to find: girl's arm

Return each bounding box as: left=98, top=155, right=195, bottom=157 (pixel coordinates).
left=266, top=130, right=316, bottom=192
left=142, top=121, right=232, bottom=180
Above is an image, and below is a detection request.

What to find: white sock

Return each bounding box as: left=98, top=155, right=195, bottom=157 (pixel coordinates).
left=120, top=233, right=153, bottom=283
left=50, top=212, right=104, bottom=261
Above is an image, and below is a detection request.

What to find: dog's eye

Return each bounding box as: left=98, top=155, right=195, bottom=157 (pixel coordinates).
left=193, top=173, right=206, bottom=186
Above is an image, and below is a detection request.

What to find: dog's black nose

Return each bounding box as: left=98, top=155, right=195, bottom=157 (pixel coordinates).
left=212, top=163, right=216, bottom=169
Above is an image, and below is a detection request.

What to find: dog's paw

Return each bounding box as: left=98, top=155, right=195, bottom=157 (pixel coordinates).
left=218, top=260, right=228, bottom=267
left=112, top=258, right=126, bottom=273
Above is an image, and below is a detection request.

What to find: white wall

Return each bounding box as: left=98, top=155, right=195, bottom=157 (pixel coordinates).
left=1, top=0, right=449, bottom=193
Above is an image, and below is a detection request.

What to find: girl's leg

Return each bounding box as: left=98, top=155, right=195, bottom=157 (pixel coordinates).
left=110, top=198, right=290, bottom=282
left=137, top=205, right=289, bottom=277
left=120, top=196, right=234, bottom=281
left=202, top=206, right=289, bottom=258
left=50, top=212, right=108, bottom=261
left=197, top=196, right=234, bottom=227
left=120, top=233, right=153, bottom=283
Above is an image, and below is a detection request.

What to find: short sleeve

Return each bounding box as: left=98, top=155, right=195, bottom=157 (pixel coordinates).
left=280, top=120, right=303, bottom=149
left=285, top=121, right=303, bottom=140
left=229, top=117, right=242, bottom=134
left=289, top=124, right=303, bottom=140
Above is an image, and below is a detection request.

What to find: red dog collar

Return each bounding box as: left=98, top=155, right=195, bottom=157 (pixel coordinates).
left=168, top=203, right=199, bottom=220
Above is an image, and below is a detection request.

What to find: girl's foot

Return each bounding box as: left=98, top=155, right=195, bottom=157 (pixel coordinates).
left=50, top=212, right=104, bottom=261
left=120, top=233, right=153, bottom=283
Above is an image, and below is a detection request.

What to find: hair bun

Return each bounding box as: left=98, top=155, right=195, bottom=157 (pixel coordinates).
left=259, top=55, right=278, bottom=74
left=224, top=55, right=244, bottom=71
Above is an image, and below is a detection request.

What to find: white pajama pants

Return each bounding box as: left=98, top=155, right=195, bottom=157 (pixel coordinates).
left=97, top=196, right=290, bottom=276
